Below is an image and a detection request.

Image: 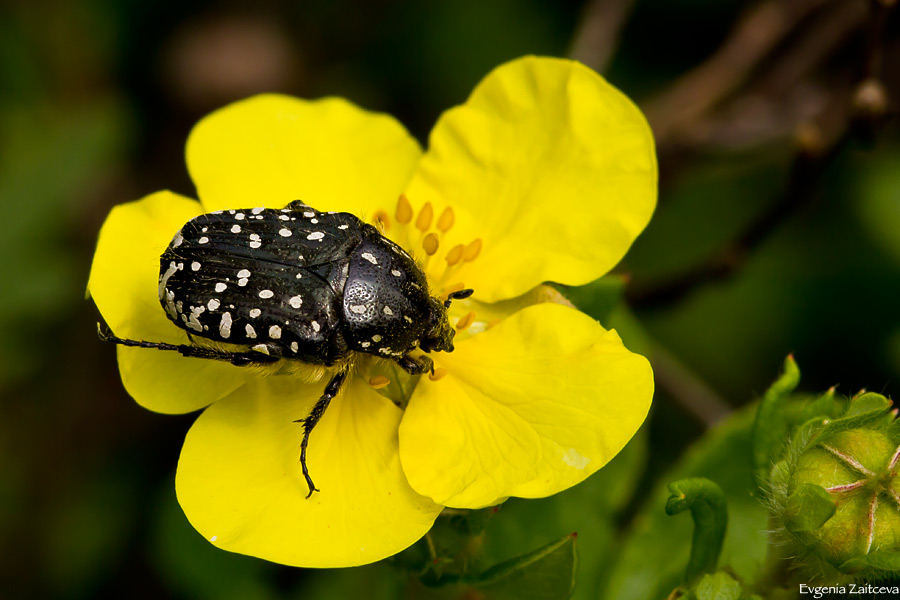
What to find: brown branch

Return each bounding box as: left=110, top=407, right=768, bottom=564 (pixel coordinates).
left=644, top=0, right=834, bottom=145
left=568, top=0, right=638, bottom=73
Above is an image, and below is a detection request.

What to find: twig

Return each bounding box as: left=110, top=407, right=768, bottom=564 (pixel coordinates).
left=568, top=0, right=638, bottom=73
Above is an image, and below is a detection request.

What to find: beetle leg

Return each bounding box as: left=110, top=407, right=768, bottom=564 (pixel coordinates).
left=294, top=367, right=349, bottom=498
left=98, top=323, right=279, bottom=366
left=395, top=353, right=434, bottom=376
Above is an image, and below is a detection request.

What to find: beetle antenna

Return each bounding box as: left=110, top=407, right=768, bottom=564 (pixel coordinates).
left=444, top=288, right=474, bottom=308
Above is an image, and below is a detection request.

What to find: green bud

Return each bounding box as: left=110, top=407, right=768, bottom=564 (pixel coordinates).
left=784, top=424, right=900, bottom=575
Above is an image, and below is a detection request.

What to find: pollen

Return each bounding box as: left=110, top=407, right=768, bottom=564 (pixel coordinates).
left=456, top=311, right=476, bottom=331
left=396, top=194, right=413, bottom=224
left=463, top=238, right=482, bottom=262
left=437, top=207, right=455, bottom=232
left=422, top=233, right=439, bottom=256
left=368, top=375, right=390, bottom=389
left=428, top=368, right=449, bottom=382
left=415, top=202, right=433, bottom=232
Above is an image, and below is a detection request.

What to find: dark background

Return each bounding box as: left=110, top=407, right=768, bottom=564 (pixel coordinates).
left=2, top=0, right=898, bottom=597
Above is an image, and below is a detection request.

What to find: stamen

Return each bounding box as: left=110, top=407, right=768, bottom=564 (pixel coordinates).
left=463, top=238, right=482, bottom=262
left=429, top=368, right=449, bottom=382
left=369, top=375, right=390, bottom=389
left=423, top=233, right=439, bottom=256
left=437, top=207, right=455, bottom=232
left=456, top=311, right=476, bottom=331
left=443, top=282, right=466, bottom=298
left=445, top=244, right=464, bottom=266
left=416, top=202, right=434, bottom=232
left=373, top=210, right=391, bottom=230
left=396, top=194, right=413, bottom=224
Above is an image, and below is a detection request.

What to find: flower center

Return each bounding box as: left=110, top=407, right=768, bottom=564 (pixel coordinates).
left=362, top=194, right=485, bottom=403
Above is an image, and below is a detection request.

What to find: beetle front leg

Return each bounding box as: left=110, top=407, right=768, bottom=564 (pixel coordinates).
left=395, top=353, right=434, bottom=376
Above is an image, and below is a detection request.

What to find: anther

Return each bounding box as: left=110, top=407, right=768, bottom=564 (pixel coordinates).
left=428, top=368, right=449, bottom=382
left=456, top=311, right=476, bottom=331
left=437, top=207, right=455, bottom=233
left=463, top=238, right=482, bottom=262
left=396, top=194, right=413, bottom=224
left=373, top=210, right=391, bottom=230
left=423, top=233, right=439, bottom=256
left=445, top=244, right=464, bottom=266
left=369, top=375, right=390, bottom=389
left=415, top=202, right=434, bottom=232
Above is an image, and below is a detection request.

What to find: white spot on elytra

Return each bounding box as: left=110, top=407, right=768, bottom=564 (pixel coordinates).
left=191, top=261, right=201, bottom=271
left=252, top=207, right=265, bottom=214
left=171, top=232, right=184, bottom=247
left=238, top=278, right=248, bottom=286
left=249, top=308, right=261, bottom=318
left=249, top=233, right=261, bottom=241
left=311, top=321, right=320, bottom=332
left=295, top=273, right=302, bottom=279
left=310, top=218, right=318, bottom=224
left=560, top=447, right=591, bottom=470
left=198, top=236, right=209, bottom=244
left=245, top=324, right=256, bottom=338
left=235, top=213, right=245, bottom=220
left=202, top=227, right=208, bottom=232
left=259, top=289, right=274, bottom=299
left=215, top=282, right=227, bottom=293
left=338, top=224, right=349, bottom=230
left=361, top=252, right=377, bottom=265
left=237, top=269, right=251, bottom=278
left=279, top=228, right=292, bottom=237
left=349, top=304, right=367, bottom=314
left=291, top=341, right=299, bottom=352
left=252, top=343, right=269, bottom=354
left=279, top=214, right=289, bottom=221
left=372, top=334, right=382, bottom=342
left=391, top=269, right=401, bottom=277
left=219, top=312, right=233, bottom=339
left=207, top=298, right=220, bottom=311
left=289, top=295, right=303, bottom=308
left=360, top=341, right=370, bottom=348
left=383, top=306, right=394, bottom=316
left=403, top=315, right=413, bottom=323
left=307, top=231, right=325, bottom=241
left=269, top=325, right=282, bottom=339
left=303, top=211, right=315, bottom=217
left=231, top=224, right=241, bottom=233
left=249, top=241, right=262, bottom=249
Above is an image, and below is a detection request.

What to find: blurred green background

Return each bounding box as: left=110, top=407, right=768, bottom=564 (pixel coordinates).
left=2, top=0, right=898, bottom=598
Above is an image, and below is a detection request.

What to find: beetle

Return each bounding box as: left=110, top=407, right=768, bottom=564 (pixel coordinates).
left=100, top=200, right=474, bottom=498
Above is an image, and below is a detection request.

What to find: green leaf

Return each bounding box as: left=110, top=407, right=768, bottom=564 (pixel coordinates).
left=666, top=478, right=728, bottom=583
left=839, top=550, right=900, bottom=573
left=752, top=355, right=800, bottom=491
left=693, top=571, right=742, bottom=600
left=782, top=484, right=835, bottom=533
left=811, top=392, right=893, bottom=447
left=470, top=533, right=577, bottom=600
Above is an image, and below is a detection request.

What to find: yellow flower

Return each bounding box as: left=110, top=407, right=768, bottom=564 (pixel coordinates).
left=88, top=56, right=656, bottom=568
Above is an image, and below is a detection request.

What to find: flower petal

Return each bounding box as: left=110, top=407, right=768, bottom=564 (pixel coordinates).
left=186, top=94, right=423, bottom=215
left=398, top=303, right=653, bottom=508
left=88, top=191, right=251, bottom=414
left=405, top=56, right=657, bottom=302
left=176, top=375, right=443, bottom=568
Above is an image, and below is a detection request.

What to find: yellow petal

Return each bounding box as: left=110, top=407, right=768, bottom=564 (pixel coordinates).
left=405, top=56, right=657, bottom=302
left=176, top=375, right=443, bottom=567
left=186, top=94, right=422, bottom=215
left=88, top=191, right=250, bottom=414
left=399, top=303, right=653, bottom=508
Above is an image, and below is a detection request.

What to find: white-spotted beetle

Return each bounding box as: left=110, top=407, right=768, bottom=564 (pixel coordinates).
left=100, top=200, right=474, bottom=497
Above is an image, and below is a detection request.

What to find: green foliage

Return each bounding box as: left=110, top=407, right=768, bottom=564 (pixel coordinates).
left=665, top=478, right=728, bottom=583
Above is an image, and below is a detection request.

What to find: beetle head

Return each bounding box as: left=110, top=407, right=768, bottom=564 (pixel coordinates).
left=419, top=289, right=474, bottom=354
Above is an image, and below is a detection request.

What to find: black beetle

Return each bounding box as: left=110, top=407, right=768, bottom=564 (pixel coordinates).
left=100, top=200, right=474, bottom=497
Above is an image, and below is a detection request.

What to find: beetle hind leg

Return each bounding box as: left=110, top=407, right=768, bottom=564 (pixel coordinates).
left=395, top=353, right=434, bottom=376
left=294, top=366, right=350, bottom=498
